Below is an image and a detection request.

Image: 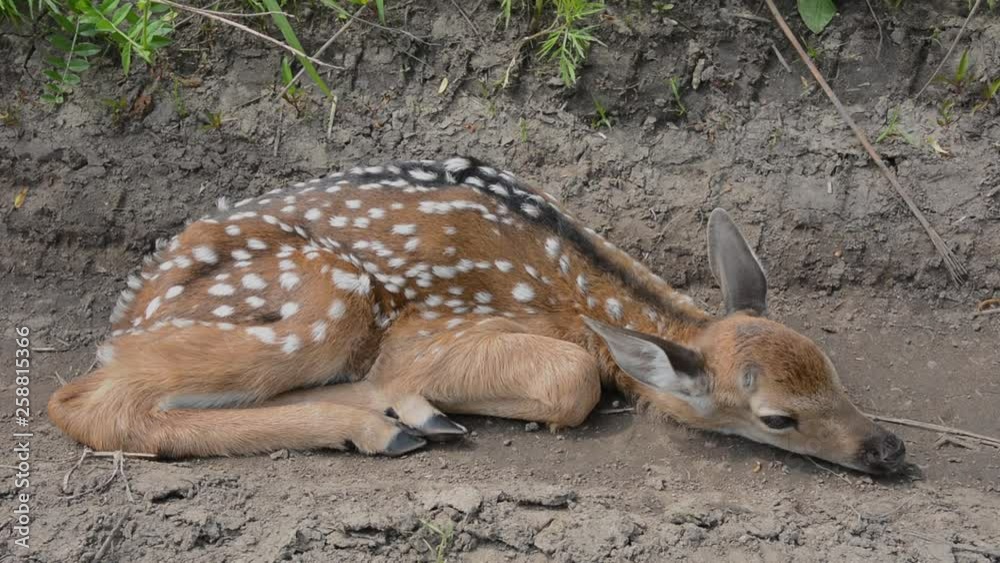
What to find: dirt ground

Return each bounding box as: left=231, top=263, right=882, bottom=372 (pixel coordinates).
left=2, top=0, right=999, bottom=561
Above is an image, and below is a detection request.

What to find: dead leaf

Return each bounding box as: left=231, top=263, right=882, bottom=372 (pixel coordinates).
left=13, top=187, right=28, bottom=209
left=176, top=76, right=203, bottom=88
left=438, top=77, right=449, bottom=95
left=752, top=460, right=762, bottom=473
left=927, top=137, right=950, bottom=157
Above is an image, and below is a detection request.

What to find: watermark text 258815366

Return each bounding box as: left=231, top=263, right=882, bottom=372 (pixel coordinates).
left=12, top=325, right=33, bottom=549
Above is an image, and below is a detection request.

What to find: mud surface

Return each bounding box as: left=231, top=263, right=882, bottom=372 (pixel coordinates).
left=2, top=1, right=999, bottom=561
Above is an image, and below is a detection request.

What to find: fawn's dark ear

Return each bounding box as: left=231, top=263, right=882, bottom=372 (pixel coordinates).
left=583, top=317, right=708, bottom=399
left=707, top=208, right=768, bottom=315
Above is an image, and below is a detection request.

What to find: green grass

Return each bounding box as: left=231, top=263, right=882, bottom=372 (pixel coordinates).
left=419, top=519, right=454, bottom=563
left=500, top=0, right=605, bottom=87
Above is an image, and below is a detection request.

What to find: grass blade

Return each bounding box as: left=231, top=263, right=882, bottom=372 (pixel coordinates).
left=261, top=0, right=331, bottom=97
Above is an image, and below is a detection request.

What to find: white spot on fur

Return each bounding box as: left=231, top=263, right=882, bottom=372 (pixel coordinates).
left=368, top=208, right=385, bottom=219
left=225, top=225, right=241, bottom=236
left=328, top=299, right=346, bottom=319
left=332, top=269, right=371, bottom=294
left=576, top=274, right=588, bottom=294
left=165, top=285, right=184, bottom=299
left=279, top=272, right=301, bottom=290
left=353, top=217, right=370, bottom=228
left=242, top=274, right=267, bottom=290
left=212, top=305, right=234, bottom=317
left=247, top=326, right=276, bottom=344
left=246, top=296, right=266, bottom=308
left=193, top=246, right=218, bottom=264
left=208, top=283, right=235, bottom=296
left=512, top=283, right=534, bottom=303
left=559, top=254, right=571, bottom=275
left=433, top=265, right=457, bottom=279
left=280, top=302, right=300, bottom=319
left=410, top=168, right=437, bottom=182
left=474, top=291, right=492, bottom=304
left=305, top=208, right=322, bottom=221
left=495, top=260, right=513, bottom=272
left=544, top=238, right=560, bottom=259
left=329, top=216, right=348, bottom=227
left=605, top=298, right=623, bottom=320
left=145, top=296, right=162, bottom=319
left=405, top=237, right=420, bottom=252
left=346, top=199, right=361, bottom=209
left=247, top=238, right=268, bottom=250
left=279, top=259, right=296, bottom=271
left=393, top=224, right=417, bottom=235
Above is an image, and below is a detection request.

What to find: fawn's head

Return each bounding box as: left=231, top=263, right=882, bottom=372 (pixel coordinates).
left=586, top=209, right=906, bottom=474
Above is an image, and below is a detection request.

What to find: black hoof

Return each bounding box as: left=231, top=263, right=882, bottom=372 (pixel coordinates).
left=417, top=414, right=469, bottom=442
left=383, top=427, right=427, bottom=456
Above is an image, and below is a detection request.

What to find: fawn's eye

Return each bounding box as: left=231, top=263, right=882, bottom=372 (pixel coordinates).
left=760, top=415, right=797, bottom=430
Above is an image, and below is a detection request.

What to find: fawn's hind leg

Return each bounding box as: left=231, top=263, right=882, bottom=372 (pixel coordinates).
left=47, top=322, right=427, bottom=457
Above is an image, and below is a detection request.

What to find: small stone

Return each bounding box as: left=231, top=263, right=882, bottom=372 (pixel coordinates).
left=525, top=422, right=540, bottom=432
left=270, top=449, right=289, bottom=460
left=503, top=439, right=513, bottom=447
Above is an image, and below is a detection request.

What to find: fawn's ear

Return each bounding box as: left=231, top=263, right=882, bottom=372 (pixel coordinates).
left=583, top=317, right=708, bottom=399
left=707, top=208, right=768, bottom=315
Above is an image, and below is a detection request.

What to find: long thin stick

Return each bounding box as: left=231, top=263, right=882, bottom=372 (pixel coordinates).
left=865, top=413, right=1000, bottom=448
left=152, top=0, right=336, bottom=69
left=862, top=0, right=883, bottom=60
left=762, top=0, right=967, bottom=284
left=914, top=0, right=981, bottom=100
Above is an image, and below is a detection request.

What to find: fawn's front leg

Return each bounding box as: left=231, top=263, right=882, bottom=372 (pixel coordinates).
left=371, top=315, right=602, bottom=429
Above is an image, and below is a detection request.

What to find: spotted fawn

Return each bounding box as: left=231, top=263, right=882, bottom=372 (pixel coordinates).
left=48, top=157, right=905, bottom=474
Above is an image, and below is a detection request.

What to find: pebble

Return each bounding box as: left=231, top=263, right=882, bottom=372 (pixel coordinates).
left=525, top=422, right=540, bottom=432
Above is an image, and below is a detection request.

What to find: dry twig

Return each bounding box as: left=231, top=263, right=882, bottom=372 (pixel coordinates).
left=862, top=0, right=883, bottom=60
left=762, top=0, right=967, bottom=284
left=152, top=0, right=337, bottom=69
left=865, top=413, right=1000, bottom=449
left=89, top=511, right=130, bottom=563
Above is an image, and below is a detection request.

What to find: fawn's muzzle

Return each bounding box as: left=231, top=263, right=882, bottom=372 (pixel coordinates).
left=856, top=428, right=906, bottom=474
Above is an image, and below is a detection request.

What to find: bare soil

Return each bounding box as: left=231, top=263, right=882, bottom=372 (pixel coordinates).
left=2, top=1, right=999, bottom=561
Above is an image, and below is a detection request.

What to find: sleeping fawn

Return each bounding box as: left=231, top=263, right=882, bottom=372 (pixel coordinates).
left=48, top=157, right=905, bottom=474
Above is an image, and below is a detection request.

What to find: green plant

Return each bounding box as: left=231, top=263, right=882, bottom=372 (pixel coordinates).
left=652, top=2, right=674, bottom=14
left=667, top=76, right=686, bottom=117
left=875, top=107, right=914, bottom=144
left=171, top=78, right=188, bottom=118
left=41, top=16, right=100, bottom=104
left=973, top=76, right=1000, bottom=112
left=519, top=116, right=528, bottom=142
left=537, top=0, right=604, bottom=87
left=280, top=56, right=302, bottom=100
left=797, top=0, right=836, bottom=34
left=103, top=95, right=128, bottom=123
left=75, top=0, right=174, bottom=76
left=934, top=48, right=973, bottom=92
left=591, top=95, right=612, bottom=129
left=200, top=111, right=224, bottom=131
left=419, top=519, right=453, bottom=563
left=261, top=0, right=331, bottom=98
left=936, top=99, right=956, bottom=126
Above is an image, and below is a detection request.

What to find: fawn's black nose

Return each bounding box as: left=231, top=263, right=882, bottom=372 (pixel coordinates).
left=857, top=429, right=906, bottom=474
